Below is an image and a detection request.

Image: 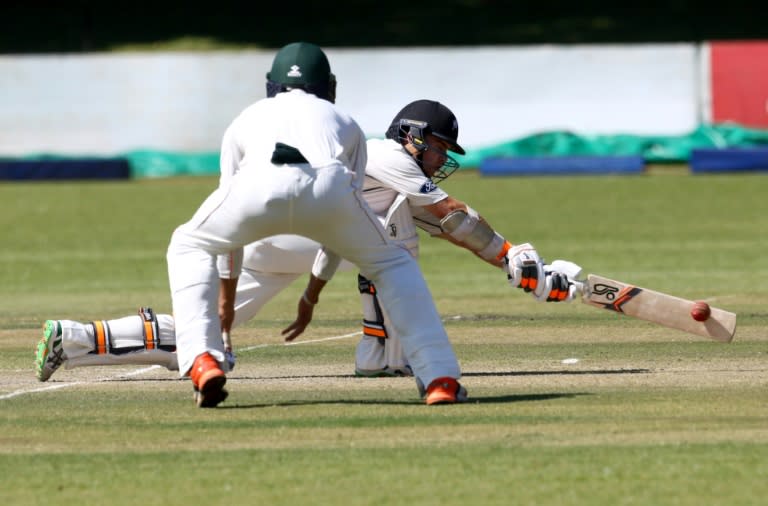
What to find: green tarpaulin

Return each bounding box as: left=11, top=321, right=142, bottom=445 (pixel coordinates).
left=454, top=123, right=768, bottom=169
left=6, top=123, right=768, bottom=178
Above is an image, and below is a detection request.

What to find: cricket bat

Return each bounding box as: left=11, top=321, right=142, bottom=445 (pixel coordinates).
left=571, top=274, right=737, bottom=343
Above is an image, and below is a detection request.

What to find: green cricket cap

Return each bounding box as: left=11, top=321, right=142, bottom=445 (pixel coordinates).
left=267, top=42, right=332, bottom=87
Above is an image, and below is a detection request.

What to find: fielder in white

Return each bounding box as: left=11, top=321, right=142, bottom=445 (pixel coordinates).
left=35, top=96, right=577, bottom=399
left=171, top=42, right=477, bottom=408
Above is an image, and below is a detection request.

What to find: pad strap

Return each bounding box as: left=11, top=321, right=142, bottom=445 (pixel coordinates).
left=362, top=320, right=387, bottom=339
left=358, top=274, right=388, bottom=342
left=139, top=307, right=160, bottom=351
left=90, top=320, right=112, bottom=355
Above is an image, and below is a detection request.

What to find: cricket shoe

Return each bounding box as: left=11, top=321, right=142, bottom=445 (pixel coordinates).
left=35, top=320, right=67, bottom=382
left=190, top=352, right=228, bottom=408
left=424, top=377, right=468, bottom=405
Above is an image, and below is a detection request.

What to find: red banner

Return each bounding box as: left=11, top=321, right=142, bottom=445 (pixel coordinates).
left=710, top=41, right=768, bottom=128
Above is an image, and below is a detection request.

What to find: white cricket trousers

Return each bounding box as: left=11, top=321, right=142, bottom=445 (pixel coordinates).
left=167, top=161, right=460, bottom=387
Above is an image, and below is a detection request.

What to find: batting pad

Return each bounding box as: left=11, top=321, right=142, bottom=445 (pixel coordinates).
left=479, top=155, right=644, bottom=176
left=690, top=148, right=768, bottom=173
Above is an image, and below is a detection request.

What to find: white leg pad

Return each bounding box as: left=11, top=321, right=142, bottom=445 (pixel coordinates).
left=59, top=313, right=179, bottom=369
left=354, top=277, right=412, bottom=376
left=59, top=320, right=95, bottom=359
left=382, top=332, right=411, bottom=375
left=354, top=335, right=385, bottom=374
left=66, top=349, right=178, bottom=370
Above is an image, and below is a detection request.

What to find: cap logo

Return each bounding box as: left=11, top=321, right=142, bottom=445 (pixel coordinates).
left=287, top=65, right=302, bottom=78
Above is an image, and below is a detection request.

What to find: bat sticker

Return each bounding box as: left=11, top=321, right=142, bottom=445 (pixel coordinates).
left=591, top=283, right=620, bottom=300
left=593, top=283, right=642, bottom=313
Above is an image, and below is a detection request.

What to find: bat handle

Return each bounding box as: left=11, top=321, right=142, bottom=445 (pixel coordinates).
left=569, top=278, right=588, bottom=296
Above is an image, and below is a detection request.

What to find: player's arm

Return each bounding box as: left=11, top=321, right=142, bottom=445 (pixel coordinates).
left=433, top=230, right=504, bottom=268
left=280, top=247, right=338, bottom=341
left=216, top=248, right=243, bottom=335
left=423, top=195, right=510, bottom=265
left=415, top=196, right=503, bottom=267
left=423, top=196, right=571, bottom=301
left=281, top=274, right=328, bottom=342
left=218, top=278, right=238, bottom=335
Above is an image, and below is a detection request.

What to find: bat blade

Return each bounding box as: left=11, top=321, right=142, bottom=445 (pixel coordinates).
left=579, top=274, right=736, bottom=343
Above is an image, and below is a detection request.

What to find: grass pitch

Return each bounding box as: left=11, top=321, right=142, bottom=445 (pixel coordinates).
left=1, top=171, right=767, bottom=505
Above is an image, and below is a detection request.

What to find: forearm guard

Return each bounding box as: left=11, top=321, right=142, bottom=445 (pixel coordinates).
left=440, top=207, right=510, bottom=261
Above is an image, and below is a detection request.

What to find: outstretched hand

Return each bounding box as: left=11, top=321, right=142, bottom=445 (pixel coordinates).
left=281, top=294, right=316, bottom=342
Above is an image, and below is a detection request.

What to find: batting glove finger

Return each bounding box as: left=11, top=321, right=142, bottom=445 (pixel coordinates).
left=547, top=273, right=570, bottom=302
left=533, top=272, right=577, bottom=302
left=520, top=264, right=539, bottom=292
left=533, top=272, right=553, bottom=301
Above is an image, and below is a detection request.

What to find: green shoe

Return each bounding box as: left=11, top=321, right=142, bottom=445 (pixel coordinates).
left=35, top=320, right=66, bottom=382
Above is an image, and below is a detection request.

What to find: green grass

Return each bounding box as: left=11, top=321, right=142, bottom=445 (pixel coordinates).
left=1, top=171, right=767, bottom=505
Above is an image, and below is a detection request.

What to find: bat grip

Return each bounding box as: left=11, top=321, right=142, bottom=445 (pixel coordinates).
left=570, top=278, right=587, bottom=296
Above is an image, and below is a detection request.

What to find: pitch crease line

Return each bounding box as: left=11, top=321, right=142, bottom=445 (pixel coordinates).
left=0, top=382, right=85, bottom=400
left=239, top=330, right=362, bottom=352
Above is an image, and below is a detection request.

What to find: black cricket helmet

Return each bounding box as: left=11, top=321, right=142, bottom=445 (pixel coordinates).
left=385, top=99, right=465, bottom=182
left=266, top=42, right=337, bottom=103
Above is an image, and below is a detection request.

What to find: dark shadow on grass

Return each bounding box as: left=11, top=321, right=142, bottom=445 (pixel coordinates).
left=100, top=368, right=650, bottom=384
left=218, top=399, right=420, bottom=409
left=464, top=368, right=650, bottom=377
left=216, top=392, right=588, bottom=409
left=469, top=392, right=590, bottom=403
left=226, top=368, right=650, bottom=382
